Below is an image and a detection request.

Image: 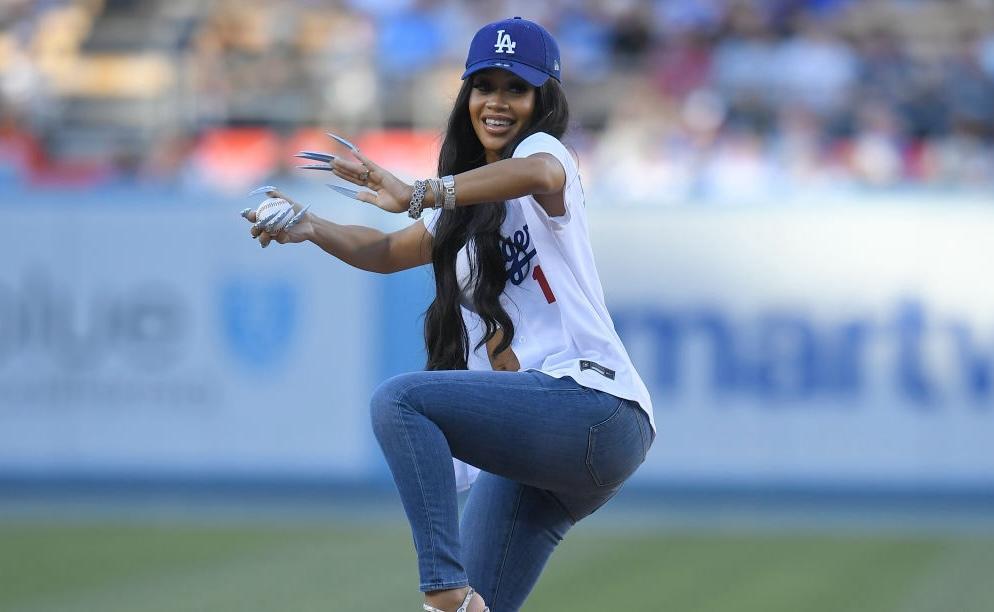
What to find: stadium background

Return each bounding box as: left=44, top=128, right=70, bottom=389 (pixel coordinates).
left=2, top=0, right=993, bottom=610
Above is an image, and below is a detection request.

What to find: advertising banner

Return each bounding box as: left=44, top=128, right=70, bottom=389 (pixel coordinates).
left=1, top=190, right=379, bottom=479
left=597, top=205, right=994, bottom=488
left=4, top=190, right=993, bottom=491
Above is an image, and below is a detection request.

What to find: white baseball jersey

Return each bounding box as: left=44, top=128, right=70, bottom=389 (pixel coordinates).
left=422, top=132, right=655, bottom=430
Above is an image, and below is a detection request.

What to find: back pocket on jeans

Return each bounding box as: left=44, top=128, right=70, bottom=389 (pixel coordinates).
left=585, top=401, right=645, bottom=487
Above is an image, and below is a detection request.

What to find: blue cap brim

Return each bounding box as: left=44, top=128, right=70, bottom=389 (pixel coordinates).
left=462, top=60, right=551, bottom=87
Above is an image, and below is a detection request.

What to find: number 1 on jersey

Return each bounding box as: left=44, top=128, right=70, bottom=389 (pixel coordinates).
left=532, top=265, right=556, bottom=304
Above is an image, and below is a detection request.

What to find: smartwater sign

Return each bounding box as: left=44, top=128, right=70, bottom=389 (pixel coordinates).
left=594, top=204, right=994, bottom=488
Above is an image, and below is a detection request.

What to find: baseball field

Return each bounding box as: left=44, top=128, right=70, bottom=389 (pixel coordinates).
left=3, top=508, right=991, bottom=612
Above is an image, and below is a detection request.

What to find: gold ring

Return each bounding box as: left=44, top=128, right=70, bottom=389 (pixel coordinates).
left=360, top=169, right=370, bottom=182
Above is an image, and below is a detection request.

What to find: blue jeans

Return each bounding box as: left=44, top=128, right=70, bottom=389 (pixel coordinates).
left=370, top=369, right=654, bottom=611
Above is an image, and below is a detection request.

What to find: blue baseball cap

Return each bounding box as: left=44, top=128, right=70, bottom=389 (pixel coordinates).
left=462, top=17, right=561, bottom=87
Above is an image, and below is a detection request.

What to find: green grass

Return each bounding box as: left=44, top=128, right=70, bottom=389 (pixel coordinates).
left=1, top=522, right=992, bottom=612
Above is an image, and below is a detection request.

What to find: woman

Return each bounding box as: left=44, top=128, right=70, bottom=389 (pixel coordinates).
left=244, top=17, right=655, bottom=612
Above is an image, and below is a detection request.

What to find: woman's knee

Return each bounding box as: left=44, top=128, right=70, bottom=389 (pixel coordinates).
left=369, top=372, right=422, bottom=434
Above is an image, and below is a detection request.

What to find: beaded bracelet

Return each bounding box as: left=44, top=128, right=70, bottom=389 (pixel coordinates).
left=407, top=179, right=427, bottom=219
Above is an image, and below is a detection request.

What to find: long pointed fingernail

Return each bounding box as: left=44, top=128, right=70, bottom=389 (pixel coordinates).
left=327, top=184, right=362, bottom=200
left=327, top=133, right=358, bottom=152
left=240, top=208, right=252, bottom=219
left=296, top=151, right=336, bottom=163
left=297, top=164, right=334, bottom=172
left=249, top=185, right=278, bottom=197
left=284, top=204, right=311, bottom=230
left=263, top=207, right=294, bottom=233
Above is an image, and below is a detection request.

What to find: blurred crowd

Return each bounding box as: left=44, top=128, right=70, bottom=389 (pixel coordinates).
left=1, top=0, right=993, bottom=201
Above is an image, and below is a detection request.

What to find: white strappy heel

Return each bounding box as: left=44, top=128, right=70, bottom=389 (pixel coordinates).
left=422, top=586, right=489, bottom=612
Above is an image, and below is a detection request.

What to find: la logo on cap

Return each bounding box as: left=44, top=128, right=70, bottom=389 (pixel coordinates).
left=494, top=29, right=516, bottom=54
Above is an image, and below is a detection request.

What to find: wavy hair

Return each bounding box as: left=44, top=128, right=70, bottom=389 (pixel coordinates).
left=424, top=75, right=570, bottom=370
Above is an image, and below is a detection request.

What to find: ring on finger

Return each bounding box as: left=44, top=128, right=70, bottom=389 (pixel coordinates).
left=359, top=169, right=370, bottom=183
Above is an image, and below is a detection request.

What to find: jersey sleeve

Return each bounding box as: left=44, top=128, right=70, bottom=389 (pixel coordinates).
left=421, top=205, right=441, bottom=236
left=512, top=132, right=578, bottom=182
left=511, top=132, right=580, bottom=227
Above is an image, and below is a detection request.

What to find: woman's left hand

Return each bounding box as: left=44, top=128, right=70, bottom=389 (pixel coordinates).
left=486, top=329, right=521, bottom=372
left=331, top=150, right=413, bottom=214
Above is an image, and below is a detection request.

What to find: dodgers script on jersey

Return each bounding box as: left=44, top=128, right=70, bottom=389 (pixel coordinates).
left=423, top=132, right=655, bottom=432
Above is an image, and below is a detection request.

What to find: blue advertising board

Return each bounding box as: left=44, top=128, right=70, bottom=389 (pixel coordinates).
left=3, top=188, right=993, bottom=492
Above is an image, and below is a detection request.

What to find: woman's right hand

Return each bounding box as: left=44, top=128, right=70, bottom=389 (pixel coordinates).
left=243, top=187, right=313, bottom=248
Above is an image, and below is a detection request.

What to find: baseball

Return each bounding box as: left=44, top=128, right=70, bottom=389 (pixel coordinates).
left=255, top=197, right=294, bottom=233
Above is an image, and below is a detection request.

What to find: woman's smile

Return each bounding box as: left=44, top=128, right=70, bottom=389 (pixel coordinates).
left=481, top=114, right=515, bottom=135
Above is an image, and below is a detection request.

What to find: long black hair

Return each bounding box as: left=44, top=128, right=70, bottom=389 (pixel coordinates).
left=424, top=74, right=570, bottom=370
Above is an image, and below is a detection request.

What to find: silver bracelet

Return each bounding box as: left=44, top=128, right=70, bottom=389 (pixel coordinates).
left=441, top=175, right=456, bottom=209
left=426, top=177, right=443, bottom=210
left=407, top=179, right=427, bottom=219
